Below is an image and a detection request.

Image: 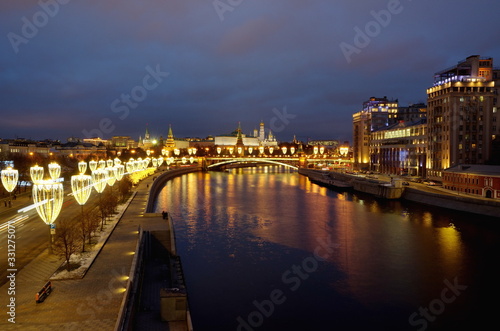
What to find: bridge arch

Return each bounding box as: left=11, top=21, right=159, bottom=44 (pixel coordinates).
left=207, top=158, right=298, bottom=170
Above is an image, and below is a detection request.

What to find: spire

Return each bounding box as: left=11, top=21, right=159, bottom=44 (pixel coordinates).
left=166, top=124, right=175, bottom=148
left=235, top=122, right=244, bottom=147
left=145, top=124, right=150, bottom=140
left=167, top=124, right=174, bottom=139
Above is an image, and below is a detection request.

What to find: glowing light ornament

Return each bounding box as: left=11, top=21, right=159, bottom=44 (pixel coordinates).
left=217, top=147, right=222, bottom=155
left=1, top=167, right=18, bottom=193
left=228, top=147, right=234, bottom=154
left=106, top=167, right=117, bottom=187
left=30, top=165, right=44, bottom=184
left=192, top=148, right=197, bottom=155
left=48, top=162, right=61, bottom=180
left=166, top=158, right=172, bottom=166
left=269, top=147, right=274, bottom=154
left=313, top=146, right=319, bottom=155
left=282, top=147, right=287, bottom=155
left=92, top=169, right=108, bottom=193
left=146, top=150, right=151, bottom=157
left=182, top=157, right=187, bottom=164
left=106, top=159, right=114, bottom=167
left=290, top=147, right=296, bottom=155
left=157, top=156, right=164, bottom=167
left=126, top=161, right=135, bottom=174
left=89, top=160, right=98, bottom=172
left=114, top=164, right=125, bottom=181
left=174, top=149, right=180, bottom=156
left=248, top=147, right=253, bottom=154
left=152, top=158, right=158, bottom=167
left=114, top=158, right=121, bottom=166
left=32, top=180, right=64, bottom=253
left=145, top=158, right=151, bottom=168
left=237, top=147, right=243, bottom=155
left=78, top=161, right=87, bottom=174
left=259, top=146, right=264, bottom=154
left=98, top=160, right=106, bottom=169
left=71, top=174, right=92, bottom=206
left=189, top=157, right=195, bottom=164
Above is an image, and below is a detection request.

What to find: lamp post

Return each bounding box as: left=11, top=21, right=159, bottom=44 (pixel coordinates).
left=32, top=180, right=64, bottom=254
left=78, top=161, right=87, bottom=174
left=71, top=173, right=92, bottom=251
left=92, top=168, right=108, bottom=230
left=48, top=162, right=61, bottom=180
left=89, top=160, right=98, bottom=172
left=30, top=165, right=44, bottom=184
left=1, top=167, right=19, bottom=207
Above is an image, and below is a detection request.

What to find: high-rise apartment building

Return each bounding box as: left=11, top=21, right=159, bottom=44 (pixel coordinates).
left=353, top=96, right=398, bottom=170
left=426, top=55, right=496, bottom=179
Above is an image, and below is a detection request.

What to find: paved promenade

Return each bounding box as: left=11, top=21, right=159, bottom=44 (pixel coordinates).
left=0, top=173, right=163, bottom=330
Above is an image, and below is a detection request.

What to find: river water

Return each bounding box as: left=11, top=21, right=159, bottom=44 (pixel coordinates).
left=154, top=167, right=500, bottom=331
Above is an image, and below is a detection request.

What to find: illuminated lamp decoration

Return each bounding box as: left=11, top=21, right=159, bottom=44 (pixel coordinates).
left=1, top=167, right=18, bottom=193
left=48, top=162, right=61, bottom=180
left=30, top=165, right=44, bottom=184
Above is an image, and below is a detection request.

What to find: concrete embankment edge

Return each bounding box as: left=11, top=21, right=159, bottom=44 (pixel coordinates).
left=146, top=166, right=202, bottom=213
left=402, top=187, right=500, bottom=218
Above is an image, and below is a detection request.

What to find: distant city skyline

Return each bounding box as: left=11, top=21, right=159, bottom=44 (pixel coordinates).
left=2, top=1, right=500, bottom=142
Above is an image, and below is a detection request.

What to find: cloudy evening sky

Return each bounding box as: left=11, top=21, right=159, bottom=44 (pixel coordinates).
left=1, top=0, right=500, bottom=142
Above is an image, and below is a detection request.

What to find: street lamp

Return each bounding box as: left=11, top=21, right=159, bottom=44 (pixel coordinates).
left=92, top=169, right=108, bottom=194
left=71, top=173, right=92, bottom=251
left=30, top=165, right=44, bottom=184
left=48, top=162, right=61, bottom=180
left=89, top=160, right=98, bottom=172
left=1, top=167, right=19, bottom=205
left=32, top=180, right=64, bottom=254
left=126, top=161, right=135, bottom=174
left=78, top=161, right=87, bottom=174
left=106, top=167, right=117, bottom=187
left=115, top=164, right=125, bottom=181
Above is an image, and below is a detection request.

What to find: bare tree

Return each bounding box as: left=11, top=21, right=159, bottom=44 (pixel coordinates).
left=97, top=187, right=118, bottom=230
left=53, top=218, right=80, bottom=272
left=118, top=176, right=133, bottom=202
left=84, top=208, right=101, bottom=245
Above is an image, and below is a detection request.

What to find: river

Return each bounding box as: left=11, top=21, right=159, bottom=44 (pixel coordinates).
left=154, top=166, right=500, bottom=331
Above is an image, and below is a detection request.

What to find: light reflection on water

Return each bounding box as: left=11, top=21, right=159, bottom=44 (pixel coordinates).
left=154, top=167, right=500, bottom=331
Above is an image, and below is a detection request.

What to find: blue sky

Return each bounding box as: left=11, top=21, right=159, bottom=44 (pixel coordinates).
left=1, top=0, right=500, bottom=142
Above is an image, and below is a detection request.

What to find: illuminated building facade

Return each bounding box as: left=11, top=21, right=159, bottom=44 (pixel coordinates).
left=443, top=164, right=500, bottom=199
left=353, top=96, right=398, bottom=170
left=214, top=122, right=278, bottom=147
left=426, top=55, right=496, bottom=179
left=370, top=119, right=427, bottom=176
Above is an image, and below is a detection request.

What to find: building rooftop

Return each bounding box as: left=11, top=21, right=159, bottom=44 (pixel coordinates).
left=445, top=164, right=500, bottom=176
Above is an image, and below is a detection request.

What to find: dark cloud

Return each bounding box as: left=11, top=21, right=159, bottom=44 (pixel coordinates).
left=1, top=0, right=500, bottom=142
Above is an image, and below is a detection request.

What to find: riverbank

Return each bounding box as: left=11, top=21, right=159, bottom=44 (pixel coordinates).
left=300, top=168, right=500, bottom=218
